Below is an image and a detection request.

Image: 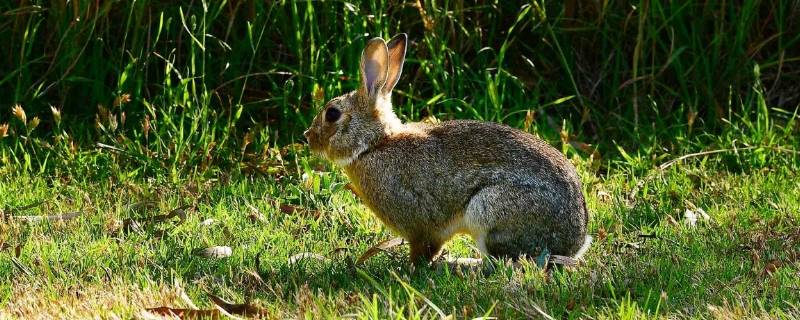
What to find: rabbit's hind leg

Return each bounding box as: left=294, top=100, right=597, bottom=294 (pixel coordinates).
left=465, top=184, right=569, bottom=260
left=409, top=239, right=443, bottom=266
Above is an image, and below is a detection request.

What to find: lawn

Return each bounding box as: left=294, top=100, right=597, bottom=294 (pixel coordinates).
left=1, top=147, right=798, bottom=318
left=1, top=1, right=800, bottom=318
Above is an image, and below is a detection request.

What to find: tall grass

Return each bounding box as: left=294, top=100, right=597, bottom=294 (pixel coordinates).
left=0, top=1, right=798, bottom=177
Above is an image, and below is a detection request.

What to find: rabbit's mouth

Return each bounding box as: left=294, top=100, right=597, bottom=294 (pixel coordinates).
left=303, top=129, right=321, bottom=150
left=304, top=126, right=342, bottom=162
left=304, top=133, right=334, bottom=162
left=307, top=142, right=326, bottom=157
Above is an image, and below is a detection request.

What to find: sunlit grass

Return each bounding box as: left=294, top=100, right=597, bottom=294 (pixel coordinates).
left=1, top=152, right=799, bottom=318
left=0, top=1, right=799, bottom=318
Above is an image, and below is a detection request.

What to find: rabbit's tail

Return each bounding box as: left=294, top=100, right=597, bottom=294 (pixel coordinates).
left=573, top=235, right=593, bottom=260
left=572, top=199, right=593, bottom=260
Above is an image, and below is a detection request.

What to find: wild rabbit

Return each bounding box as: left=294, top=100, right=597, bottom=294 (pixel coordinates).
left=304, top=34, right=591, bottom=265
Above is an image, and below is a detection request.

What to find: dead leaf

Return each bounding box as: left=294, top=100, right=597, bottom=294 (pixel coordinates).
left=666, top=215, right=680, bottom=227
left=155, top=205, right=190, bottom=223
left=764, top=260, right=782, bottom=275
left=194, top=246, right=232, bottom=258
left=279, top=204, right=299, bottom=214
left=570, top=141, right=600, bottom=160
left=244, top=269, right=265, bottom=285
left=597, top=228, right=607, bottom=241
left=288, top=252, right=328, bottom=265
left=124, top=205, right=190, bottom=232
left=175, top=290, right=198, bottom=311
left=356, top=237, right=405, bottom=265
left=246, top=204, right=267, bottom=223
left=113, top=93, right=131, bottom=107
left=565, top=298, right=576, bottom=311
left=105, top=218, right=124, bottom=234
left=596, top=190, right=612, bottom=203
left=207, top=293, right=268, bottom=317
left=248, top=211, right=266, bottom=223
left=278, top=203, right=320, bottom=219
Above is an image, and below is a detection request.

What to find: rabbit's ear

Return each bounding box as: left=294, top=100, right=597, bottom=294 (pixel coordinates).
left=360, top=37, right=389, bottom=98
left=383, top=33, right=407, bottom=95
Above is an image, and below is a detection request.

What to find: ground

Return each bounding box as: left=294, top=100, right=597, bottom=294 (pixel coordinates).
left=1, top=152, right=798, bottom=319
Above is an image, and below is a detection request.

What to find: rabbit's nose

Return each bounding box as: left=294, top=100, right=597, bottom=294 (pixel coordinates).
left=303, top=129, right=311, bottom=141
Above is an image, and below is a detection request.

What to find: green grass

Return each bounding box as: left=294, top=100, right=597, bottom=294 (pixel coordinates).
left=1, top=1, right=800, bottom=318
left=1, top=145, right=799, bottom=318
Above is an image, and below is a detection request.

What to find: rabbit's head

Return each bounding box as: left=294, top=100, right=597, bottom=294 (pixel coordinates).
left=304, top=34, right=407, bottom=166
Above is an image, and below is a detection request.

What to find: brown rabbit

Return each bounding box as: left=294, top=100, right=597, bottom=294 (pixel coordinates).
left=304, top=34, right=590, bottom=265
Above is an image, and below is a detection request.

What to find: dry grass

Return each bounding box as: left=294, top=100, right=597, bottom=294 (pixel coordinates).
left=3, top=278, right=188, bottom=319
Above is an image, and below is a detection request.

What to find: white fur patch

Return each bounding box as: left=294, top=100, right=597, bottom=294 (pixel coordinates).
left=474, top=233, right=489, bottom=257
left=573, top=235, right=593, bottom=260
left=332, top=156, right=355, bottom=167
left=375, top=96, right=403, bottom=133
left=330, top=142, right=369, bottom=167
left=438, top=214, right=490, bottom=257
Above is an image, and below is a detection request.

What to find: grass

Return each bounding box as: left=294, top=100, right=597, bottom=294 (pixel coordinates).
left=1, top=0, right=800, bottom=318
left=1, top=147, right=799, bottom=318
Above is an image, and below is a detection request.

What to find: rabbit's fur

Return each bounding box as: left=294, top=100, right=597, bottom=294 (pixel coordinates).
left=304, top=34, right=590, bottom=264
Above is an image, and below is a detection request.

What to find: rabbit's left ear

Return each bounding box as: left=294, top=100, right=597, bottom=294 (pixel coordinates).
left=382, top=33, right=407, bottom=95
left=360, top=37, right=389, bottom=98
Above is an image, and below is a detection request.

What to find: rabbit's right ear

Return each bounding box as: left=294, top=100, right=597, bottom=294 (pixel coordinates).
left=360, top=38, right=389, bottom=99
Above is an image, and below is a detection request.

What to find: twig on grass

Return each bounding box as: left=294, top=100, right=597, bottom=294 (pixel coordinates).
left=657, top=146, right=759, bottom=170
left=638, top=233, right=687, bottom=249
left=11, top=257, right=33, bottom=277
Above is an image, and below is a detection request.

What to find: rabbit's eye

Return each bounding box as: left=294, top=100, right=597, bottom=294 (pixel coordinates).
left=325, top=107, right=341, bottom=122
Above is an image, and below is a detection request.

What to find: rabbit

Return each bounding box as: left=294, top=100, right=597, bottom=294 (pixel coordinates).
left=304, top=33, right=591, bottom=265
